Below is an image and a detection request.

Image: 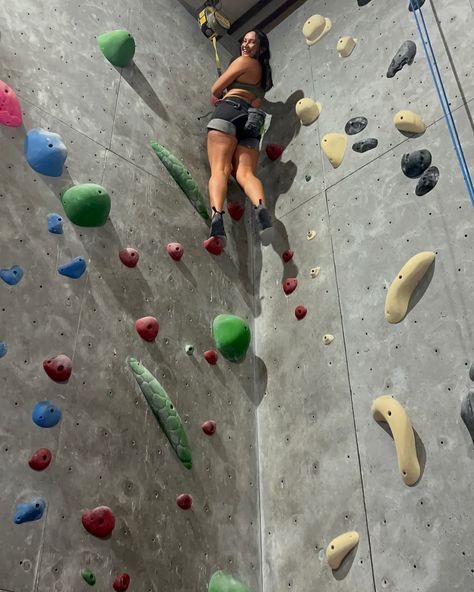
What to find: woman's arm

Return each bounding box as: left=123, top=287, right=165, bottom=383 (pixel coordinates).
left=211, top=56, right=253, bottom=98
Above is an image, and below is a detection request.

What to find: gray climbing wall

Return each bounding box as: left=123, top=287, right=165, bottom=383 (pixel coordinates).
left=257, top=0, right=474, bottom=591
left=0, top=1, right=261, bottom=591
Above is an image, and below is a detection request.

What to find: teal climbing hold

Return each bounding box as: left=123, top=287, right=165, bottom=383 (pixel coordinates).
left=208, top=571, right=251, bottom=592
left=60, top=184, right=110, bottom=227
left=97, top=29, right=136, bottom=67
left=81, top=569, right=96, bottom=586
left=150, top=142, right=209, bottom=220
left=128, top=358, right=192, bottom=469
left=212, top=315, right=251, bottom=363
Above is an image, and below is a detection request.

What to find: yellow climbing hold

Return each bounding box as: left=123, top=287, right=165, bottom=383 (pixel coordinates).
left=295, top=98, right=322, bottom=125
left=323, top=334, right=334, bottom=345
left=321, top=133, right=347, bottom=168
left=371, top=395, right=420, bottom=486
left=384, top=251, right=435, bottom=323
left=306, top=230, right=317, bottom=240
left=326, top=531, right=359, bottom=570
left=310, top=266, right=321, bottom=278
left=337, top=36, right=358, bottom=57
left=302, top=14, right=332, bottom=45
left=393, top=110, right=426, bottom=134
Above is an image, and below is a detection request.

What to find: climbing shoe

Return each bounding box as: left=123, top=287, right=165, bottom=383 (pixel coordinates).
left=255, top=204, right=273, bottom=246
left=210, top=209, right=226, bottom=245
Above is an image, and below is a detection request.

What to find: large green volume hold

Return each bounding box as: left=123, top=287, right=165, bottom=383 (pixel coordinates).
left=208, top=571, right=251, bottom=592
left=212, top=315, right=251, bottom=363
left=97, top=29, right=135, bottom=67
left=150, top=142, right=209, bottom=220
left=128, top=357, right=192, bottom=469
left=60, top=183, right=111, bottom=227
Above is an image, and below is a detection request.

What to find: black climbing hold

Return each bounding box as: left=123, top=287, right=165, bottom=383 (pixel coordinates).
left=409, top=0, right=425, bottom=11
left=358, top=0, right=372, bottom=5
left=387, top=41, right=417, bottom=78
left=461, top=391, right=474, bottom=445
left=352, top=138, right=378, bottom=153
left=415, top=166, right=439, bottom=196
left=401, top=149, right=432, bottom=178
left=470, top=361, right=474, bottom=382
left=345, top=116, right=368, bottom=135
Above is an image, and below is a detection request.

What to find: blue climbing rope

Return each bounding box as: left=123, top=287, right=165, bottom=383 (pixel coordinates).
left=409, top=0, right=474, bottom=206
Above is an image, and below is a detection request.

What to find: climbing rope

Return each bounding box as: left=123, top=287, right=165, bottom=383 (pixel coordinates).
left=409, top=0, right=474, bottom=206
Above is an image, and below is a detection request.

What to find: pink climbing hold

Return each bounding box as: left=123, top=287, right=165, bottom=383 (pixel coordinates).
left=43, top=354, right=72, bottom=383
left=0, top=80, right=22, bottom=127
left=203, top=237, right=224, bottom=256
left=283, top=278, right=298, bottom=295
left=265, top=143, right=284, bottom=161
left=119, top=248, right=139, bottom=268
left=113, top=573, right=131, bottom=592
left=201, top=420, right=216, bottom=435
left=204, top=349, right=218, bottom=365
left=28, top=448, right=52, bottom=471
left=176, top=493, right=192, bottom=510
left=282, top=249, right=294, bottom=263
left=82, top=506, right=116, bottom=538
left=295, top=305, right=307, bottom=320
left=135, top=316, right=159, bottom=342
left=227, top=201, right=245, bottom=221
left=166, top=242, right=184, bottom=262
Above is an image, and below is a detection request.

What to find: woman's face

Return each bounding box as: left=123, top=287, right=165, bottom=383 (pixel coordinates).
left=241, top=31, right=260, bottom=58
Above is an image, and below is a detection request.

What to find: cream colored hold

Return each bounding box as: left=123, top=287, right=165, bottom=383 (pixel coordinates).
left=306, top=230, right=317, bottom=240
left=310, top=266, right=321, bottom=278
left=371, top=395, right=420, bottom=486
left=321, top=133, right=347, bottom=168
left=326, top=531, right=359, bottom=570
left=337, top=36, right=358, bottom=57
left=384, top=251, right=435, bottom=323
left=393, top=110, right=426, bottom=134
left=303, top=14, right=332, bottom=46
left=295, top=98, right=322, bottom=125
left=323, top=334, right=334, bottom=345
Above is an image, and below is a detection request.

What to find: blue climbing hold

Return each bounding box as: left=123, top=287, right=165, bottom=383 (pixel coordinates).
left=47, top=213, right=64, bottom=234
left=32, top=400, right=62, bottom=428
left=0, top=341, right=7, bottom=358
left=14, top=498, right=46, bottom=524
left=24, top=128, right=67, bottom=177
left=58, top=256, right=86, bottom=279
left=0, top=265, right=24, bottom=286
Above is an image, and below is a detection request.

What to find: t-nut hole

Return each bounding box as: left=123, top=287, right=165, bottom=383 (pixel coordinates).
left=331, top=545, right=335, bottom=550
left=48, top=143, right=53, bottom=148
left=387, top=410, right=391, bottom=416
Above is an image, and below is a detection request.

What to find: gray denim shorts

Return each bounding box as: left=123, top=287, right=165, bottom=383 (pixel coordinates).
left=207, top=97, right=261, bottom=150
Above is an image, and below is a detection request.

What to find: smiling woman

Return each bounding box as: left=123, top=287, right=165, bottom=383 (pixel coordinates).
left=206, top=29, right=274, bottom=248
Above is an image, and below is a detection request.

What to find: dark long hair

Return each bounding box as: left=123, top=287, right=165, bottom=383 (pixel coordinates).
left=231, top=29, right=273, bottom=92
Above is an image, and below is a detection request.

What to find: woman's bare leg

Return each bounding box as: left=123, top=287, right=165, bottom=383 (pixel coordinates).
left=207, top=130, right=238, bottom=212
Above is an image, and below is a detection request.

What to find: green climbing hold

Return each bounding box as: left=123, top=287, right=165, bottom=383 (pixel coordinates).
left=97, top=29, right=135, bottom=67
left=60, top=183, right=111, bottom=227
left=208, top=571, right=251, bottom=592
left=81, top=569, right=96, bottom=586
left=212, top=315, right=251, bottom=363
left=128, top=358, right=192, bottom=469
left=150, top=142, right=209, bottom=220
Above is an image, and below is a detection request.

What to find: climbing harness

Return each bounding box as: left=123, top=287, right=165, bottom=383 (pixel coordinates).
left=198, top=4, right=231, bottom=76
left=409, top=0, right=474, bottom=206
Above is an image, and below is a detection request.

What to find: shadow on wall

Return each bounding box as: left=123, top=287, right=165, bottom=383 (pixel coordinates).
left=120, top=62, right=170, bottom=122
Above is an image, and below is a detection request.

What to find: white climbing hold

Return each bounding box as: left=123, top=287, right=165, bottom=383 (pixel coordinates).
left=310, top=266, right=321, bottom=278
left=337, top=36, right=358, bottom=57
left=323, top=334, right=334, bottom=345
left=306, top=230, right=317, bottom=240
left=295, top=98, right=322, bottom=125
left=321, top=133, right=347, bottom=168
left=302, top=14, right=332, bottom=46
left=393, top=110, right=426, bottom=134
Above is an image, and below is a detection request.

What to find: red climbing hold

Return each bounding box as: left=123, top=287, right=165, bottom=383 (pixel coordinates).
left=203, top=237, right=224, bottom=256
left=43, top=354, right=72, bottom=383
left=166, top=242, right=184, bottom=262
left=265, top=144, right=284, bottom=161
left=295, top=305, right=307, bottom=320
left=0, top=80, right=23, bottom=127
left=204, top=350, right=218, bottom=365
left=283, top=278, right=298, bottom=295
left=119, top=248, right=139, bottom=268
left=176, top=493, right=193, bottom=510
left=82, top=506, right=116, bottom=538
left=227, top=201, right=245, bottom=221
left=201, top=420, right=217, bottom=435
left=282, top=249, right=294, bottom=263
left=28, top=448, right=52, bottom=471
left=113, top=573, right=131, bottom=592
left=135, top=316, right=159, bottom=342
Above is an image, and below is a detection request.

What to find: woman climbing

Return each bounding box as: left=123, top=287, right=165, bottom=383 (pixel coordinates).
left=207, top=29, right=274, bottom=245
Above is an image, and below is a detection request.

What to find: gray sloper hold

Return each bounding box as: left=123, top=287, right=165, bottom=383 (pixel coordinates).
left=352, top=138, right=378, bottom=153
left=345, top=116, right=368, bottom=135
left=461, top=391, right=474, bottom=444
left=415, top=166, right=439, bottom=195
left=401, top=149, right=432, bottom=178
left=387, top=41, right=417, bottom=78
left=358, top=0, right=372, bottom=5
